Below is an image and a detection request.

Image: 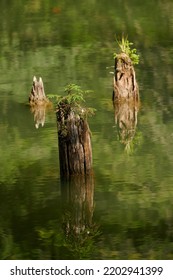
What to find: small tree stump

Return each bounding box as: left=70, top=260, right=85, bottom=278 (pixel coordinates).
left=56, top=104, right=93, bottom=177
left=29, top=76, right=52, bottom=128
left=29, top=76, right=49, bottom=105
left=113, top=53, right=139, bottom=101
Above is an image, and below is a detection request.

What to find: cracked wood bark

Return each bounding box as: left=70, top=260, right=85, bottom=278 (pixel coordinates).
left=56, top=105, right=93, bottom=177
left=113, top=53, right=139, bottom=101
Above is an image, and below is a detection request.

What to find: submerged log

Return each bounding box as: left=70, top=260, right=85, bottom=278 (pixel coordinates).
left=113, top=53, right=139, bottom=101
left=56, top=104, right=93, bottom=177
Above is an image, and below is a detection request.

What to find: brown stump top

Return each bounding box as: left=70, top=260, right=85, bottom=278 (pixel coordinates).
left=113, top=53, right=139, bottom=102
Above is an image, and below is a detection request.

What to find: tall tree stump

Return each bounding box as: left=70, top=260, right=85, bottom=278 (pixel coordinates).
left=56, top=101, right=93, bottom=177
left=113, top=53, right=139, bottom=101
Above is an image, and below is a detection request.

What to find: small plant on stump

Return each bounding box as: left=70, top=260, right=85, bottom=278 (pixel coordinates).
left=114, top=36, right=140, bottom=65
left=48, top=84, right=96, bottom=119
left=54, top=84, right=95, bottom=177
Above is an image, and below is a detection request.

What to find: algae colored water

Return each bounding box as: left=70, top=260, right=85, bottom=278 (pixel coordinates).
left=1, top=0, right=173, bottom=259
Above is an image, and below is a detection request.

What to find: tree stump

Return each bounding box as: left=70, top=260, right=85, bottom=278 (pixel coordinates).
left=29, top=76, right=52, bottom=128
left=29, top=76, right=49, bottom=105
left=56, top=103, right=93, bottom=177
left=113, top=53, right=139, bottom=101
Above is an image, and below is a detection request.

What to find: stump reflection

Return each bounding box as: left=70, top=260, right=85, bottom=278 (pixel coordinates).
left=61, top=174, right=94, bottom=236
left=30, top=104, right=46, bottom=129
left=60, top=173, right=98, bottom=259
left=113, top=99, right=139, bottom=151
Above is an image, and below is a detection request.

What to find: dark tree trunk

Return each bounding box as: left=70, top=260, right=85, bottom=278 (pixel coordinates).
left=113, top=53, right=139, bottom=101
left=56, top=105, right=93, bottom=177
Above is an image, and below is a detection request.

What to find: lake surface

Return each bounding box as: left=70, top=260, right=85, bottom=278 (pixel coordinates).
left=1, top=0, right=173, bottom=259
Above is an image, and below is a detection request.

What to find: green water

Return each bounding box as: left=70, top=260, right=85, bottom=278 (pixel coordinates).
left=1, top=0, right=173, bottom=259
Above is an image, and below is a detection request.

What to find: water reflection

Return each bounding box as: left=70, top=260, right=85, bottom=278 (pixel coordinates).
left=29, top=98, right=53, bottom=129
left=113, top=98, right=140, bottom=152
left=35, top=173, right=98, bottom=259
left=2, top=0, right=173, bottom=261
left=60, top=174, right=99, bottom=259
left=30, top=104, right=46, bottom=129
left=61, top=175, right=94, bottom=236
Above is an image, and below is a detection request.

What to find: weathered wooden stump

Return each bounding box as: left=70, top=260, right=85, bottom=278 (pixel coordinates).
left=29, top=76, right=52, bottom=128
left=29, top=76, right=49, bottom=105
left=113, top=53, right=139, bottom=101
left=56, top=102, right=93, bottom=177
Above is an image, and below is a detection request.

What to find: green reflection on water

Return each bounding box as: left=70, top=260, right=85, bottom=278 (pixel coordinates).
left=1, top=0, right=173, bottom=259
